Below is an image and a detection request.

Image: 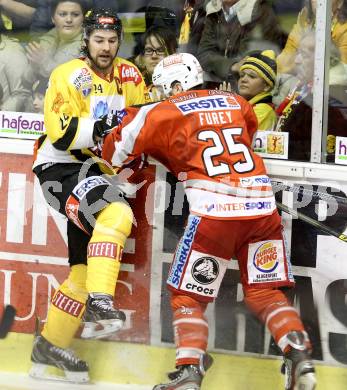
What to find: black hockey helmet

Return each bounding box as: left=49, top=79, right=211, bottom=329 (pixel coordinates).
left=83, top=8, right=123, bottom=40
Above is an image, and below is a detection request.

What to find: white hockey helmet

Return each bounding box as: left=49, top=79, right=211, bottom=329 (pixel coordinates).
left=152, top=53, right=204, bottom=97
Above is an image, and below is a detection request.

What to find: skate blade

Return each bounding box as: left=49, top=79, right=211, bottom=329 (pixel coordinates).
left=81, top=319, right=124, bottom=339
left=29, top=363, right=90, bottom=384
left=295, top=373, right=317, bottom=390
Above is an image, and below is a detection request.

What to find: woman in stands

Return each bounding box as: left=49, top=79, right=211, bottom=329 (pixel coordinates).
left=237, top=49, right=278, bottom=131
left=24, top=0, right=87, bottom=82
left=128, top=25, right=178, bottom=101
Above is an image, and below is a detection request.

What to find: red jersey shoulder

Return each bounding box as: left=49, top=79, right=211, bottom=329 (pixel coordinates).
left=118, top=63, right=143, bottom=86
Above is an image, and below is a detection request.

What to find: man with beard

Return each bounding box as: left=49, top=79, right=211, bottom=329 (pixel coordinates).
left=29, top=8, right=148, bottom=383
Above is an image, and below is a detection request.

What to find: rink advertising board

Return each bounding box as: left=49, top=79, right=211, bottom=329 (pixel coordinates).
left=0, top=112, right=44, bottom=140
left=0, top=150, right=155, bottom=343
left=0, top=143, right=347, bottom=367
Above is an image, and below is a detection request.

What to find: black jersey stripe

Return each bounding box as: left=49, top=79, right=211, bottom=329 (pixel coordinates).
left=52, top=117, right=79, bottom=151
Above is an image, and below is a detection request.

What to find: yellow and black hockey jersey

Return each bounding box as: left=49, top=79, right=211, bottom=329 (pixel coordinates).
left=33, top=56, right=149, bottom=170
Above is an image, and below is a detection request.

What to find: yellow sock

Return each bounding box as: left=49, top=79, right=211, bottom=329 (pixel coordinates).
left=86, top=245, right=122, bottom=295
left=42, top=264, right=87, bottom=349
left=86, top=202, right=132, bottom=296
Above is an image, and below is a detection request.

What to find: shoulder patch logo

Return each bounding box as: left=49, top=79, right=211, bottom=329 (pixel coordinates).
left=70, top=67, right=93, bottom=96
left=119, top=64, right=142, bottom=86
left=51, top=92, right=64, bottom=113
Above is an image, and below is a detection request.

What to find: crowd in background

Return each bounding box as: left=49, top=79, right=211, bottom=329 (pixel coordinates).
left=0, top=0, right=347, bottom=162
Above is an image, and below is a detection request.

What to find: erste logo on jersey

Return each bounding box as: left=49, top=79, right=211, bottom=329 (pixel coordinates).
left=70, top=67, right=93, bottom=97
left=119, top=64, right=142, bottom=86
left=253, top=241, right=279, bottom=273
left=176, top=96, right=241, bottom=115
left=72, top=176, right=110, bottom=200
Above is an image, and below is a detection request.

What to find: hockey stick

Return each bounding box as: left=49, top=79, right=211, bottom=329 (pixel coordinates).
left=0, top=305, right=16, bottom=339
left=276, top=201, right=347, bottom=243
left=271, top=180, right=347, bottom=205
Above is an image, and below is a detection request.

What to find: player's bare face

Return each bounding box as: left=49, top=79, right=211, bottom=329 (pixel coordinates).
left=52, top=1, right=84, bottom=39
left=238, top=69, right=269, bottom=100
left=88, top=30, right=119, bottom=73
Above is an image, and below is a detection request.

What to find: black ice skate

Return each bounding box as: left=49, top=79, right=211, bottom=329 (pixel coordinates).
left=282, top=331, right=317, bottom=390
left=153, top=353, right=213, bottom=390
left=81, top=293, right=126, bottom=339
left=29, top=335, right=89, bottom=383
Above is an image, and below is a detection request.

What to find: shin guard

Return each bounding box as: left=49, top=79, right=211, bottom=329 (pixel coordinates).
left=171, top=294, right=209, bottom=367
left=42, top=264, right=87, bottom=349
left=244, top=288, right=305, bottom=349
left=86, top=202, right=133, bottom=296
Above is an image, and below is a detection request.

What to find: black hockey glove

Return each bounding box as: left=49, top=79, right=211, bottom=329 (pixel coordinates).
left=93, top=112, right=120, bottom=144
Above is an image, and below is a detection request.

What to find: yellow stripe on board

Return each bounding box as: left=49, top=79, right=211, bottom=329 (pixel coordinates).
left=1, top=333, right=347, bottom=389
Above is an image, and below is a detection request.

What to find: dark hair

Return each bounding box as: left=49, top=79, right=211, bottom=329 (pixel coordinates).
left=132, top=5, right=178, bottom=56
left=32, top=78, right=48, bottom=96
left=137, top=5, right=178, bottom=33
left=336, top=0, right=347, bottom=23
left=50, top=0, right=88, bottom=18
left=140, top=25, right=177, bottom=57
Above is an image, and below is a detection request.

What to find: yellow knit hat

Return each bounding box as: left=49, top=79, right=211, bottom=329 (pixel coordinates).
left=240, top=50, right=277, bottom=88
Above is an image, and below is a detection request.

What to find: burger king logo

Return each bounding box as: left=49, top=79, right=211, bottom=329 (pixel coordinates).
left=253, top=241, right=279, bottom=273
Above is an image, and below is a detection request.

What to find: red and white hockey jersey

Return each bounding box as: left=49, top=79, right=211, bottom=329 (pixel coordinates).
left=102, top=90, right=276, bottom=219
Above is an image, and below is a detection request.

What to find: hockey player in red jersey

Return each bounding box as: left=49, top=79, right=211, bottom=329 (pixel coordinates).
left=102, top=53, right=317, bottom=390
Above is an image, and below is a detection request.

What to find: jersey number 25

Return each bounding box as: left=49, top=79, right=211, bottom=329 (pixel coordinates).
left=198, top=127, right=255, bottom=177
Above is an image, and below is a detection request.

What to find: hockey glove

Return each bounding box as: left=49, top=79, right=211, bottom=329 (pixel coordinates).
left=93, top=112, right=120, bottom=144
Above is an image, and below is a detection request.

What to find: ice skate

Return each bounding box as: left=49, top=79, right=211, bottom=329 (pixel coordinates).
left=153, top=353, right=213, bottom=390
left=29, top=335, right=89, bottom=383
left=81, top=293, right=126, bottom=339
left=282, top=331, right=316, bottom=390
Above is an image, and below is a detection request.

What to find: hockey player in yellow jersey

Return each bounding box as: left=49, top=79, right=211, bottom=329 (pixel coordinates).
left=29, top=8, right=149, bottom=383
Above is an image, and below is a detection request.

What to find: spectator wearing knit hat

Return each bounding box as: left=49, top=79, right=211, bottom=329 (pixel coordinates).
left=238, top=49, right=277, bottom=131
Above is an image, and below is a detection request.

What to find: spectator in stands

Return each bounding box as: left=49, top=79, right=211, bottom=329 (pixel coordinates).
left=128, top=25, right=178, bottom=100
left=31, top=78, right=47, bottom=113
left=132, top=5, right=178, bottom=58
left=276, top=30, right=347, bottom=162
left=24, top=0, right=86, bottom=84
left=0, top=0, right=37, bottom=33
left=277, top=0, right=347, bottom=85
left=197, top=0, right=287, bottom=87
left=30, top=0, right=117, bottom=35
left=0, top=33, right=31, bottom=111
left=238, top=49, right=277, bottom=131
left=179, top=0, right=220, bottom=55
